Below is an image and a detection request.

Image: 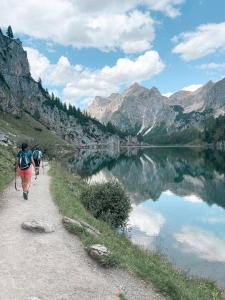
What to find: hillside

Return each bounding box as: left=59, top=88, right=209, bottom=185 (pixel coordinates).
left=0, top=31, right=123, bottom=148
left=87, top=78, right=225, bottom=144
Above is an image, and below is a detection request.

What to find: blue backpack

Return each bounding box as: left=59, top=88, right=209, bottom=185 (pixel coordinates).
left=18, top=151, right=30, bottom=169
left=33, top=149, right=41, bottom=160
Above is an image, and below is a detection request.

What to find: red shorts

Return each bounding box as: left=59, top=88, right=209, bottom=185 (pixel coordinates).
left=18, top=166, right=33, bottom=178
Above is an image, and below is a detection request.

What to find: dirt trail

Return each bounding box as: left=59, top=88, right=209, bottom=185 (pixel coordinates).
left=0, top=163, right=166, bottom=300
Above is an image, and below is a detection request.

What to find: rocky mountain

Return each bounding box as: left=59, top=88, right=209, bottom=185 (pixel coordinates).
left=0, top=32, right=120, bottom=147
left=88, top=83, right=178, bottom=135
left=87, top=77, right=225, bottom=137
left=168, top=80, right=218, bottom=113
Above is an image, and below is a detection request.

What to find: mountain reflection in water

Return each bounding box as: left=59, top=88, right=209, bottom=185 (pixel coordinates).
left=66, top=147, right=225, bottom=287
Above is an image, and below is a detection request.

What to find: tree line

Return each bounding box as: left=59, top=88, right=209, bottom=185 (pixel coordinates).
left=0, top=25, right=14, bottom=39
left=38, top=78, right=128, bottom=137
left=202, top=115, right=225, bottom=143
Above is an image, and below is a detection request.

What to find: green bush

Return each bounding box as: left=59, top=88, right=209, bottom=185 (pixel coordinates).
left=80, top=181, right=131, bottom=229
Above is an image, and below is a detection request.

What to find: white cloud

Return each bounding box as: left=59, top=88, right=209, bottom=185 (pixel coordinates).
left=199, top=62, right=225, bottom=70
left=202, top=216, right=225, bottom=224
left=25, top=47, right=165, bottom=107
left=143, top=0, right=185, bottom=18
left=182, top=84, right=203, bottom=92
left=163, top=189, right=174, bottom=195
left=1, top=0, right=184, bottom=53
left=129, top=204, right=165, bottom=236
left=173, top=22, right=225, bottom=60
left=174, top=226, right=225, bottom=262
left=24, top=47, right=50, bottom=79
left=183, top=195, right=203, bottom=204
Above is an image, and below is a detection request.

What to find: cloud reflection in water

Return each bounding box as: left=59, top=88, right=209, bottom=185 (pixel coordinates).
left=174, top=226, right=225, bottom=263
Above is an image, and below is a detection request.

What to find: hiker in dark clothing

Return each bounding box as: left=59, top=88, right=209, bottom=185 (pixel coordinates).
left=33, top=145, right=43, bottom=177
left=16, top=143, right=35, bottom=200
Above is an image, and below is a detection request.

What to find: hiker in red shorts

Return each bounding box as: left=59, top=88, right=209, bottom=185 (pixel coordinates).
left=16, top=143, right=35, bottom=200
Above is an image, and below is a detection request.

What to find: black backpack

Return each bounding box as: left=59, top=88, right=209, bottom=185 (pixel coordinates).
left=18, top=151, right=30, bottom=169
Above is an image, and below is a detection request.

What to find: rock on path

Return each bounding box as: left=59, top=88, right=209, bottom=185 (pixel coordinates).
left=0, top=163, right=166, bottom=300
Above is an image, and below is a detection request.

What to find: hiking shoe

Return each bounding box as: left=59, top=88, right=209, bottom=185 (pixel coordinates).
left=23, top=192, right=28, bottom=200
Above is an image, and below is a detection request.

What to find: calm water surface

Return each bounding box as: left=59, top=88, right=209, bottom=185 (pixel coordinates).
left=67, top=147, right=225, bottom=288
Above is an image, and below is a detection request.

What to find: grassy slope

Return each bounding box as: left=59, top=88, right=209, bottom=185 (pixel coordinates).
left=50, top=164, right=224, bottom=300
left=0, top=110, right=73, bottom=192
left=0, top=145, right=14, bottom=192
left=0, top=110, right=73, bottom=157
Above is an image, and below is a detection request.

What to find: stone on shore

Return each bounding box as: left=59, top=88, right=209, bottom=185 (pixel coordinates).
left=21, top=220, right=55, bottom=233
left=62, top=216, right=101, bottom=238
left=85, top=244, right=109, bottom=264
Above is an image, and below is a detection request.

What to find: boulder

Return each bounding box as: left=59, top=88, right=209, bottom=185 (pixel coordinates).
left=62, top=216, right=101, bottom=238
left=85, top=244, right=109, bottom=264
left=0, top=131, right=11, bottom=145
left=21, top=220, right=55, bottom=233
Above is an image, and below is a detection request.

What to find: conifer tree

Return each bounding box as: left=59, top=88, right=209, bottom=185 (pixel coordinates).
left=38, top=78, right=42, bottom=88
left=6, top=25, right=14, bottom=38
left=0, top=27, right=3, bottom=35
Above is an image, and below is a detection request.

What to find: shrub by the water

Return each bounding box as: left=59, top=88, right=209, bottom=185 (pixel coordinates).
left=80, top=181, right=131, bottom=228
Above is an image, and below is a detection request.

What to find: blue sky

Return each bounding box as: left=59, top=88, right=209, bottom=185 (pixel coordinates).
left=1, top=0, right=225, bottom=108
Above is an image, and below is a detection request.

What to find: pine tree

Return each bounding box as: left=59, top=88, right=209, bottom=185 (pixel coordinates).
left=6, top=26, right=14, bottom=38
left=38, top=78, right=42, bottom=88
left=0, top=27, right=3, bottom=35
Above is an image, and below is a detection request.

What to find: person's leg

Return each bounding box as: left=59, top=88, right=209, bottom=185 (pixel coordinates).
left=21, top=176, right=26, bottom=191
left=23, top=167, right=32, bottom=199
left=23, top=177, right=30, bottom=192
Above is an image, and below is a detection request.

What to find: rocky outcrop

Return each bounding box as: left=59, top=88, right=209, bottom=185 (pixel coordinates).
left=88, top=83, right=177, bottom=134
left=87, top=78, right=225, bottom=136
left=168, top=81, right=217, bottom=113
left=0, top=131, right=12, bottom=145
left=0, top=33, right=120, bottom=147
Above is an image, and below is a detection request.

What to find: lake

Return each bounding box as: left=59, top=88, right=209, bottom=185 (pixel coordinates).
left=67, top=147, right=225, bottom=288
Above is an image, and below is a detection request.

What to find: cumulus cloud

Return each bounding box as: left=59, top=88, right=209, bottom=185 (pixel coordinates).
left=174, top=226, right=225, bottom=262
left=199, top=62, right=225, bottom=70
left=25, top=47, right=165, bottom=106
left=0, top=0, right=184, bottom=53
left=183, top=194, right=203, bottom=204
left=129, top=204, right=165, bottom=237
left=182, top=84, right=203, bottom=92
left=172, top=22, right=225, bottom=60
left=24, top=47, right=50, bottom=79
left=143, top=0, right=185, bottom=18
left=163, top=190, right=174, bottom=195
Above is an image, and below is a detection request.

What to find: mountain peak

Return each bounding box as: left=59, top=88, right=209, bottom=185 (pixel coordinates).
left=123, top=82, right=148, bottom=97
left=130, top=82, right=141, bottom=89
left=149, top=86, right=161, bottom=95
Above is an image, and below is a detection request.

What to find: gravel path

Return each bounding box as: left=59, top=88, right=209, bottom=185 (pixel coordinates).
left=0, top=163, right=166, bottom=300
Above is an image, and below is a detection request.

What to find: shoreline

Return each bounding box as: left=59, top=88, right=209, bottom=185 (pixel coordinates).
left=50, top=163, right=225, bottom=300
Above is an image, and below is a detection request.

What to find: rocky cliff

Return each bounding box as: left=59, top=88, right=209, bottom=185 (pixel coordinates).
left=88, top=83, right=178, bottom=134
left=0, top=32, right=120, bottom=147
left=87, top=78, right=225, bottom=136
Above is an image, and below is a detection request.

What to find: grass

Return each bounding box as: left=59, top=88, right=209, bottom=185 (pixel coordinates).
left=0, top=109, right=73, bottom=192
left=0, top=110, right=73, bottom=158
left=50, top=164, right=225, bottom=300
left=119, top=293, right=127, bottom=300
left=0, top=145, right=15, bottom=192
